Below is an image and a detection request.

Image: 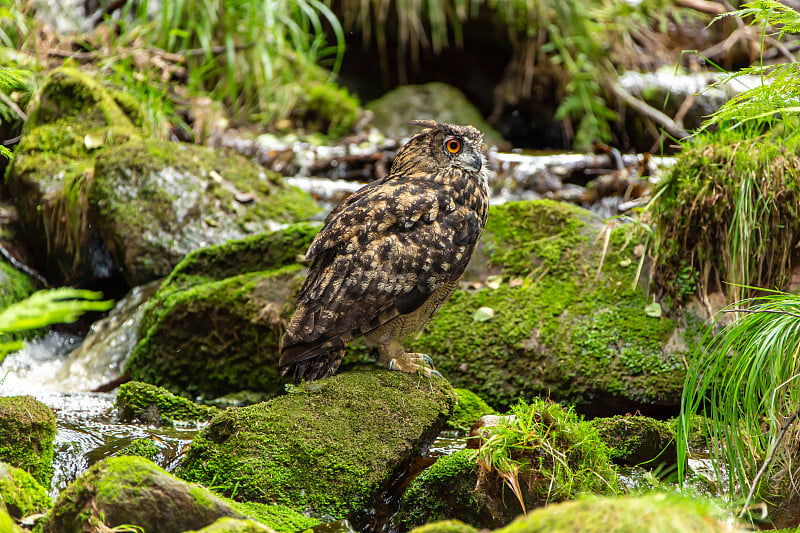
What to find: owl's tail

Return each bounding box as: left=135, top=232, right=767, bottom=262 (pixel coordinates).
left=279, top=336, right=347, bottom=385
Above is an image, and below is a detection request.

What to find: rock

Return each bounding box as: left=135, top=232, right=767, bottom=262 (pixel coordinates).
left=177, top=370, right=455, bottom=522
left=5, top=67, right=320, bottom=287
left=447, top=389, right=496, bottom=432
left=405, top=199, right=699, bottom=414
left=367, top=83, right=508, bottom=149
left=115, top=381, right=220, bottom=426
left=125, top=223, right=318, bottom=399
left=0, top=396, right=56, bottom=487
left=492, top=492, right=747, bottom=532
left=0, top=462, right=51, bottom=520
left=409, top=520, right=479, bottom=533
left=39, top=455, right=243, bottom=533
left=90, top=139, right=320, bottom=286
left=184, top=517, right=277, bottom=532
left=397, top=399, right=617, bottom=530
left=591, top=415, right=677, bottom=468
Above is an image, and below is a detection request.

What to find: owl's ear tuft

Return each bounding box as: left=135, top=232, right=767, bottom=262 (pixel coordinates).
left=409, top=119, right=441, bottom=130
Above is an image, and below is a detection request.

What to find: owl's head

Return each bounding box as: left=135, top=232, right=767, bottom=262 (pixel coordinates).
left=390, top=120, right=487, bottom=176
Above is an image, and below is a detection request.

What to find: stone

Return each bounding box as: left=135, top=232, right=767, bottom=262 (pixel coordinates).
left=0, top=396, right=56, bottom=487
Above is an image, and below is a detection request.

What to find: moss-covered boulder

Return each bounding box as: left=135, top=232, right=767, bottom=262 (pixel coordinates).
left=592, top=415, right=677, bottom=468
left=398, top=400, right=617, bottom=530
left=178, top=370, right=455, bottom=522
left=40, top=455, right=244, bottom=533
left=493, top=492, right=747, bottom=532
left=0, top=462, right=51, bottom=520
left=367, top=83, right=508, bottom=149
left=0, top=396, right=56, bottom=487
left=5, top=67, right=320, bottom=287
left=447, top=389, right=497, bottom=432
left=90, top=139, right=319, bottom=286
left=0, top=259, right=36, bottom=350
left=184, top=517, right=277, bottom=533
left=226, top=501, right=319, bottom=533
left=125, top=223, right=317, bottom=398
left=116, top=381, right=220, bottom=426
left=405, top=199, right=697, bottom=413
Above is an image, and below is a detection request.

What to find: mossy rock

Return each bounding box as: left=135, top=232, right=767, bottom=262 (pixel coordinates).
left=494, top=492, right=748, bottom=533
left=178, top=370, right=455, bottom=522
left=90, top=139, right=320, bottom=286
left=592, top=415, right=677, bottom=468
left=4, top=67, right=140, bottom=284
left=398, top=399, right=617, bottom=530
left=39, top=455, right=244, bottom=533
left=406, top=199, right=697, bottom=413
left=184, top=517, right=277, bottom=533
left=0, top=396, right=56, bottom=487
left=367, top=83, right=508, bottom=149
left=125, top=224, right=318, bottom=399
left=293, top=80, right=362, bottom=138
left=409, top=520, right=479, bottom=533
left=5, top=67, right=320, bottom=287
left=447, top=389, right=497, bottom=431
left=116, top=381, right=220, bottom=426
left=0, top=462, right=51, bottom=520
left=227, top=501, right=319, bottom=533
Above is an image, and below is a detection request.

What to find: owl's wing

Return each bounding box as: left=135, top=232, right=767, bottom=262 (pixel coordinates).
left=280, top=177, right=483, bottom=366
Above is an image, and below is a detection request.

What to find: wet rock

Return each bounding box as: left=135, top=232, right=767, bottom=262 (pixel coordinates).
left=0, top=461, right=51, bottom=521
left=397, top=399, right=617, bottom=530
left=125, top=223, right=318, bottom=399
left=0, top=396, right=56, bottom=487
left=5, top=67, right=320, bottom=287
left=492, top=492, right=747, bottom=532
left=367, top=83, right=509, bottom=149
left=592, top=415, right=677, bottom=468
left=39, top=455, right=243, bottom=533
left=177, top=370, right=455, bottom=523
left=115, top=381, right=220, bottom=426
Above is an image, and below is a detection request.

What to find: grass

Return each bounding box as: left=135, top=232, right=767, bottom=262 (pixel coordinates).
left=679, top=290, right=800, bottom=520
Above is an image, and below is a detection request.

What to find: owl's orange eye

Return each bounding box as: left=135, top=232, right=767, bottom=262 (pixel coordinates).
left=445, top=138, right=462, bottom=154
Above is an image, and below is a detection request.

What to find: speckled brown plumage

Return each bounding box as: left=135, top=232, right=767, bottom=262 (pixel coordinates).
left=279, top=120, right=493, bottom=383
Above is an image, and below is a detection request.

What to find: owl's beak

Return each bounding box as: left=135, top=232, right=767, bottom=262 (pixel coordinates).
left=467, top=153, right=482, bottom=172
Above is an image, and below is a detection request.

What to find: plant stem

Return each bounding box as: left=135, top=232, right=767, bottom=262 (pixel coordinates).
left=738, top=409, right=800, bottom=519
left=723, top=308, right=800, bottom=320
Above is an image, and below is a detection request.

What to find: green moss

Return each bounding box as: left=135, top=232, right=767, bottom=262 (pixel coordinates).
left=228, top=501, right=319, bottom=532
left=0, top=506, right=23, bottom=533
left=177, top=370, right=454, bottom=521
left=650, top=137, right=800, bottom=302
left=0, top=259, right=36, bottom=346
left=295, top=81, right=361, bottom=138
left=0, top=396, right=56, bottom=487
left=409, top=520, right=479, bottom=533
left=127, top=264, right=302, bottom=399
left=115, top=438, right=162, bottom=462
left=447, top=389, right=497, bottom=431
left=160, top=223, right=320, bottom=296
left=185, top=517, right=276, bottom=532
left=412, top=201, right=689, bottom=410
left=592, top=415, right=677, bottom=467
left=397, top=450, right=483, bottom=530
left=116, top=381, right=220, bottom=426
left=0, top=462, right=52, bottom=520
left=495, top=493, right=744, bottom=533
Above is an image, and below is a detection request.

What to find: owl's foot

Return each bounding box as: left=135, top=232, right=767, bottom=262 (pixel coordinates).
left=388, top=352, right=442, bottom=378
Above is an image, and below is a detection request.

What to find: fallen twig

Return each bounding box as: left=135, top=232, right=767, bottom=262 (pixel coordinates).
left=610, top=83, right=690, bottom=140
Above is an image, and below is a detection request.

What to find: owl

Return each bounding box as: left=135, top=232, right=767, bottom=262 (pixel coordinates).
left=279, top=120, right=492, bottom=384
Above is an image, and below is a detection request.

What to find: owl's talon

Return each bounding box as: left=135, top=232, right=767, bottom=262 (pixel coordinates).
left=387, top=356, right=443, bottom=379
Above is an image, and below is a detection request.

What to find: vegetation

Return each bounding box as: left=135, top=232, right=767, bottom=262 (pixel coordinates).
left=0, top=287, right=112, bottom=360
left=679, top=291, right=800, bottom=521
left=470, top=398, right=617, bottom=512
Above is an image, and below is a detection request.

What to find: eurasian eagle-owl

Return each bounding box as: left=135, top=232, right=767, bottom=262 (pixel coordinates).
left=280, top=120, right=492, bottom=383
